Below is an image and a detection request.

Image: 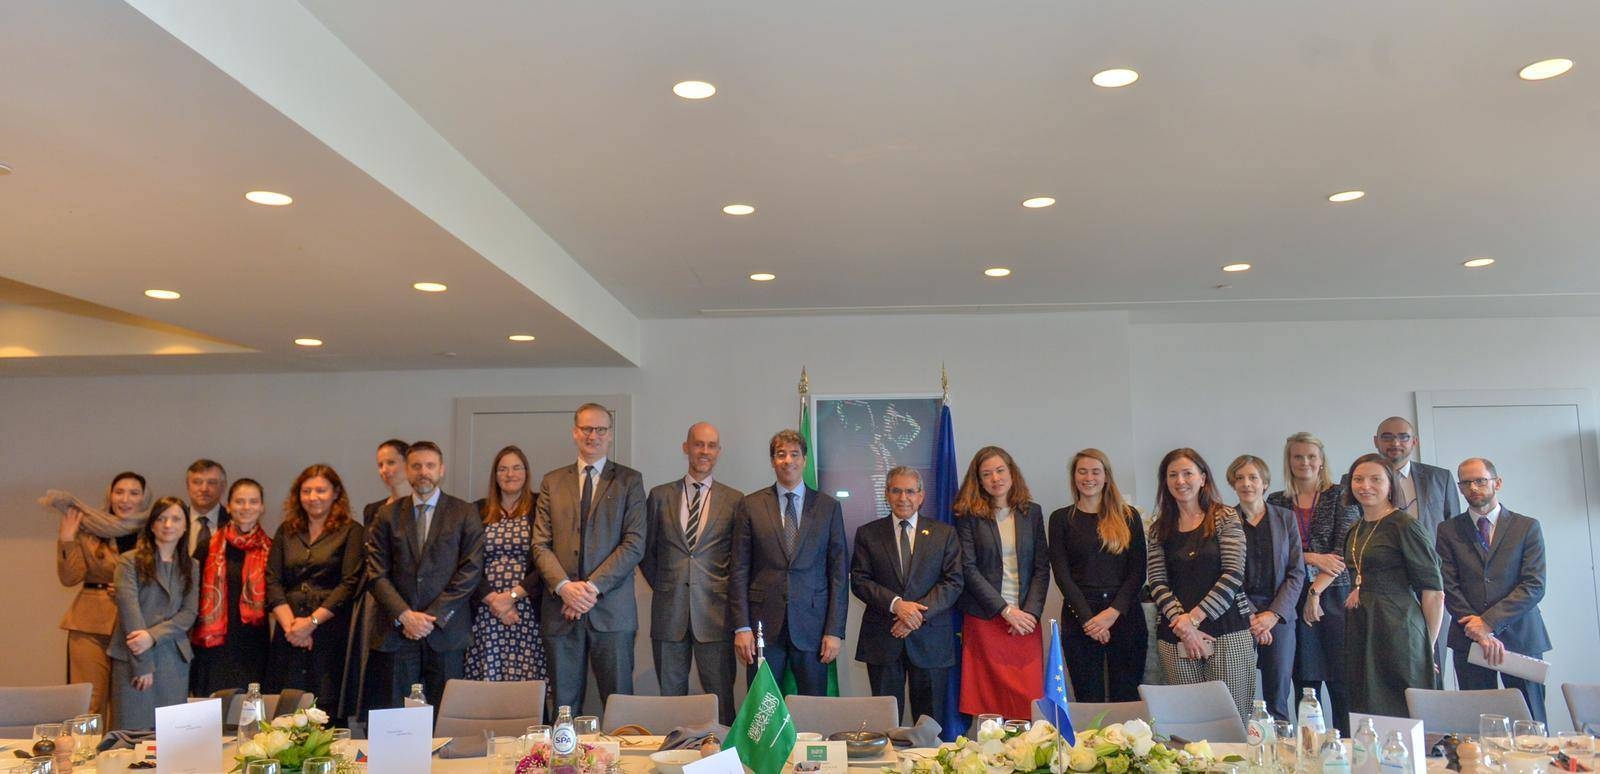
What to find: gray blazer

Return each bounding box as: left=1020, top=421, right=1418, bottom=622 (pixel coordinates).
left=728, top=486, right=849, bottom=649
left=641, top=477, right=741, bottom=643
left=365, top=492, right=486, bottom=652
left=1436, top=507, right=1551, bottom=656
left=1240, top=503, right=1307, bottom=624
left=107, top=551, right=199, bottom=675
left=532, top=461, right=648, bottom=635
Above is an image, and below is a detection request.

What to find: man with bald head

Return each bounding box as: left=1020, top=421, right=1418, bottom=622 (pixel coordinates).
left=640, top=422, right=741, bottom=723
left=1368, top=416, right=1461, bottom=537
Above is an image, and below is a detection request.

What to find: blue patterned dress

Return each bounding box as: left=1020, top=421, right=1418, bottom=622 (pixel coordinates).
left=465, top=513, right=547, bottom=681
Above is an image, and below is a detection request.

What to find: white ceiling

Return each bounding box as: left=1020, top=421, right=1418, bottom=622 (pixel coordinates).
left=3, top=1, right=1598, bottom=375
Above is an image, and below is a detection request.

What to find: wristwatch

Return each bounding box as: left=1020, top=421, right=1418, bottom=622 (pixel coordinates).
left=309, top=614, right=322, bottom=626
left=509, top=587, right=522, bottom=601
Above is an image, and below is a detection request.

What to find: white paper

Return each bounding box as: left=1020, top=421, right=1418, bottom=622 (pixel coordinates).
left=155, top=697, right=222, bottom=774
left=368, top=706, right=435, bottom=774
left=686, top=747, right=747, bottom=774
left=1468, top=642, right=1550, bottom=684
left=789, top=740, right=848, bottom=774
left=1349, top=713, right=1425, bottom=773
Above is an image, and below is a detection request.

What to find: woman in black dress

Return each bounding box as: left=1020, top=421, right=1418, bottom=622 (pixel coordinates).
left=189, top=478, right=272, bottom=696
left=266, top=464, right=365, bottom=716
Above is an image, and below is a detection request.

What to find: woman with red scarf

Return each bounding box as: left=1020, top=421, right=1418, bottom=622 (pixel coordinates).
left=189, top=478, right=272, bottom=696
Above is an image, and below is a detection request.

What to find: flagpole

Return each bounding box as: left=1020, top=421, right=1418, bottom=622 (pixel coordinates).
left=756, top=620, right=766, bottom=665
left=1052, top=619, right=1065, bottom=774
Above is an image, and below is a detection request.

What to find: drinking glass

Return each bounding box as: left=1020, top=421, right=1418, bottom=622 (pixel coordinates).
left=244, top=760, right=281, bottom=774
left=329, top=727, right=355, bottom=761
left=575, top=715, right=600, bottom=736
left=302, top=757, right=338, bottom=774
left=1513, top=720, right=1549, bottom=753
left=1273, top=721, right=1298, bottom=773
left=1558, top=733, right=1595, bottom=768
left=972, top=714, right=1003, bottom=738
left=31, top=724, right=63, bottom=751
left=489, top=735, right=525, bottom=773
left=1482, top=714, right=1513, bottom=769
left=24, top=757, right=53, bottom=774
left=526, top=724, right=552, bottom=746
left=69, top=714, right=102, bottom=763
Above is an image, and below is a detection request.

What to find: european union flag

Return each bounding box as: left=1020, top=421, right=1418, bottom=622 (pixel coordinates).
left=1044, top=619, right=1076, bottom=745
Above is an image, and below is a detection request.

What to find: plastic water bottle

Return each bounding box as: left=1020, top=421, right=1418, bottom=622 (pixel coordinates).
left=1352, top=718, right=1379, bottom=773
left=403, top=683, right=428, bottom=707
left=1297, top=688, right=1326, bottom=765
left=1320, top=729, right=1351, bottom=774
left=238, top=683, right=266, bottom=742
left=1246, top=700, right=1276, bottom=768
left=551, top=705, right=579, bottom=774
left=1378, top=731, right=1409, bottom=774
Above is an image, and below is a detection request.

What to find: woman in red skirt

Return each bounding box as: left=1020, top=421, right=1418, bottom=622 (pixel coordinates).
left=954, top=446, right=1050, bottom=721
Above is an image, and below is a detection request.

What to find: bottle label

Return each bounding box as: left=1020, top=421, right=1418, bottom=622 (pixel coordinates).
left=1247, top=723, right=1265, bottom=746
left=553, top=726, right=577, bottom=755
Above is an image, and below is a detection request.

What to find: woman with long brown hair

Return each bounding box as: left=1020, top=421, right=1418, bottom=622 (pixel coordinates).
left=189, top=478, right=272, bottom=696
left=265, top=464, right=365, bottom=717
left=466, top=445, right=547, bottom=681
left=954, top=446, right=1049, bottom=720
left=1048, top=449, right=1146, bottom=702
left=108, top=496, right=198, bottom=729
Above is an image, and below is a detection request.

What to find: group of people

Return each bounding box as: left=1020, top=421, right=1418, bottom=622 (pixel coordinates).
left=44, top=405, right=1551, bottom=736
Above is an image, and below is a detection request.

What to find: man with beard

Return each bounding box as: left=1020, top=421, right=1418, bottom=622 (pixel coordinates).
left=365, top=440, right=485, bottom=708
left=1361, top=417, right=1460, bottom=537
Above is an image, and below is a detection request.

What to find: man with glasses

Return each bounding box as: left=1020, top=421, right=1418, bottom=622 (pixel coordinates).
left=1435, top=458, right=1550, bottom=722
left=1365, top=416, right=1460, bottom=537
left=532, top=402, right=647, bottom=712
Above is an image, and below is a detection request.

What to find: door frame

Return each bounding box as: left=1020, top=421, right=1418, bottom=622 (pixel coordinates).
left=448, top=393, right=632, bottom=496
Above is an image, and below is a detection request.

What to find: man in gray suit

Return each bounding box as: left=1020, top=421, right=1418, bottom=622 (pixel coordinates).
left=729, top=429, right=848, bottom=695
left=532, top=402, right=647, bottom=713
left=1372, top=416, right=1461, bottom=536
left=641, top=422, right=740, bottom=724
left=1436, top=457, right=1551, bottom=722
left=366, top=440, right=486, bottom=708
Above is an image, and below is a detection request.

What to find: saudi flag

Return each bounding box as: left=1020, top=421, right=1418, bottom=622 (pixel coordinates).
left=723, top=660, right=797, bottom=774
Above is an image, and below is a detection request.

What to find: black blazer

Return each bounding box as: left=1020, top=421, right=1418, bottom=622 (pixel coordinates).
left=1436, top=507, right=1551, bottom=655
left=850, top=516, right=964, bottom=668
left=728, top=486, right=849, bottom=649
left=365, top=492, right=485, bottom=652
left=1240, top=503, right=1306, bottom=624
left=956, top=502, right=1049, bottom=620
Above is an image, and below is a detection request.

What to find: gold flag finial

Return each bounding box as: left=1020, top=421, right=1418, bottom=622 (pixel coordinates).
left=941, top=362, right=949, bottom=403
left=799, top=366, right=810, bottom=397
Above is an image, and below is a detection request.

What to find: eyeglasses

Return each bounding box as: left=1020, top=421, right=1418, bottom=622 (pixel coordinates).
left=1377, top=433, right=1414, bottom=443
left=886, top=487, right=923, bottom=496
left=576, top=426, right=611, bottom=436
left=1457, top=478, right=1497, bottom=490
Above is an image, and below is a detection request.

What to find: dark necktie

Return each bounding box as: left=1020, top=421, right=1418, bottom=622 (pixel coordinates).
left=1477, top=516, right=1492, bottom=550
left=685, top=482, right=704, bottom=550
left=413, top=503, right=429, bottom=554
left=577, top=465, right=595, bottom=577
left=782, top=492, right=799, bottom=555
left=898, top=519, right=913, bottom=581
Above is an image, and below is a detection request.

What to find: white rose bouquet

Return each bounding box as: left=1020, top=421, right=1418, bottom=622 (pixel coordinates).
left=888, top=716, right=1240, bottom=774
left=233, top=707, right=336, bottom=773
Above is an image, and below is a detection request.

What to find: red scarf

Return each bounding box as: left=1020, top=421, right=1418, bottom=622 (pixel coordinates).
left=192, top=523, right=271, bottom=647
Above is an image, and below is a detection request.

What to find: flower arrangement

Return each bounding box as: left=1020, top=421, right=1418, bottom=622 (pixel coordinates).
left=513, top=740, right=618, bottom=774
left=891, top=717, right=1240, bottom=774
left=232, top=707, right=335, bottom=773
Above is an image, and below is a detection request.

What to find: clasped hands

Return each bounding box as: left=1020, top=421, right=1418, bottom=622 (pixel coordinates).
left=889, top=599, right=927, bottom=638
left=484, top=588, right=523, bottom=626
left=284, top=616, right=319, bottom=648
left=125, top=629, right=155, bottom=690
left=558, top=580, right=599, bottom=621
left=1081, top=608, right=1119, bottom=644
left=1461, top=614, right=1505, bottom=665
left=1169, top=610, right=1214, bottom=659
left=731, top=631, right=842, bottom=666
left=1000, top=605, right=1038, bottom=636
left=398, top=609, right=437, bottom=640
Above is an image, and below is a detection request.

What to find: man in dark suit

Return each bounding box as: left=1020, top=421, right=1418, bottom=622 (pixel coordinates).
left=849, top=466, right=963, bottom=723
left=1436, top=457, right=1551, bottom=722
left=532, top=402, right=647, bottom=712
left=729, top=429, right=848, bottom=695
left=365, top=440, right=485, bottom=708
left=183, top=458, right=229, bottom=559
left=641, top=422, right=741, bottom=724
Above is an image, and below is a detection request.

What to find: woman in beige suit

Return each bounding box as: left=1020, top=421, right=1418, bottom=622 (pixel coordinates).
left=56, top=471, right=147, bottom=724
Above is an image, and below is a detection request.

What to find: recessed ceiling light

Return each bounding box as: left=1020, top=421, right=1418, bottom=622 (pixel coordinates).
left=293, top=338, right=323, bottom=347
left=984, top=267, right=1012, bottom=278
left=245, top=190, right=293, bottom=206
left=749, top=272, right=776, bottom=282
left=1327, top=190, right=1366, bottom=203
left=1463, top=257, right=1496, bottom=268
left=723, top=203, right=755, bottom=215
left=1021, top=196, right=1056, bottom=209
left=508, top=334, right=537, bottom=342
left=1222, top=263, right=1252, bottom=272
left=144, top=289, right=181, bottom=300
left=412, top=281, right=448, bottom=293
left=1092, top=68, right=1140, bottom=88
left=0, top=162, right=12, bottom=176
left=673, top=80, right=717, bottom=99
left=1519, top=58, right=1573, bottom=81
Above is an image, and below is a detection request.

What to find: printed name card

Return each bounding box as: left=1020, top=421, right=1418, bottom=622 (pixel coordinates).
left=368, top=705, right=434, bottom=774
left=685, top=747, right=746, bottom=774
left=155, top=698, right=222, bottom=774
left=789, top=740, right=847, bottom=773
left=1349, top=713, right=1425, bottom=773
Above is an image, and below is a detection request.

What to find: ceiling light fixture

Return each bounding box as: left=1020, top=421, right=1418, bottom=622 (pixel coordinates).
left=293, top=338, right=323, bottom=347
left=508, top=334, right=537, bottom=342
left=1092, top=68, right=1140, bottom=88
left=673, top=80, right=717, bottom=99
left=1222, top=263, right=1252, bottom=272
left=749, top=272, right=776, bottom=282
left=245, top=190, right=293, bottom=206
left=1519, top=58, right=1573, bottom=81
left=984, top=267, right=1013, bottom=277
left=1327, top=190, right=1366, bottom=203
left=144, top=289, right=181, bottom=300
left=723, top=203, right=755, bottom=215
left=412, top=281, right=448, bottom=293
left=1463, top=257, right=1496, bottom=268
left=0, top=162, right=12, bottom=176
left=1021, top=196, right=1056, bottom=209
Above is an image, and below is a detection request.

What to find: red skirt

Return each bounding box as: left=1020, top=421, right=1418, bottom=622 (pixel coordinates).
left=958, top=613, right=1043, bottom=720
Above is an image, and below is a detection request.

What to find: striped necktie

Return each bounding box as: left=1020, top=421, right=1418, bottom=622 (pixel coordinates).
left=685, top=482, right=704, bottom=550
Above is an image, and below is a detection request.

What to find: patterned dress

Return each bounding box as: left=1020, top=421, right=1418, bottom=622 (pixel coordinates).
left=466, top=514, right=547, bottom=681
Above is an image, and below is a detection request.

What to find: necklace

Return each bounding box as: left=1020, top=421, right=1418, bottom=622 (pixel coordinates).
left=1347, top=510, right=1392, bottom=589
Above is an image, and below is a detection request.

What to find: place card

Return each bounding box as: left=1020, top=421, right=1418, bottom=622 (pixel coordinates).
left=155, top=697, right=222, bottom=774
left=685, top=747, right=747, bottom=774
left=789, top=740, right=847, bottom=773
left=368, top=705, right=434, bottom=774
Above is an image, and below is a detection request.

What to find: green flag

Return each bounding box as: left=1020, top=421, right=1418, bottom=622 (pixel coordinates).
left=723, top=660, right=797, bottom=774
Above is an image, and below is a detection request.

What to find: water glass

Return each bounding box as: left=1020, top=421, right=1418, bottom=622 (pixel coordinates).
left=1513, top=720, right=1549, bottom=753
left=31, top=724, right=63, bottom=751
left=972, top=714, right=1003, bottom=737
left=24, top=757, right=53, bottom=774
left=1273, top=720, right=1298, bottom=773
left=328, top=727, right=355, bottom=761
left=575, top=715, right=601, bottom=736
left=68, top=714, right=102, bottom=763
left=245, top=760, right=281, bottom=774
left=526, top=724, right=552, bottom=746
left=301, top=757, right=338, bottom=774
left=489, top=734, right=525, bottom=773
left=1558, top=733, right=1595, bottom=767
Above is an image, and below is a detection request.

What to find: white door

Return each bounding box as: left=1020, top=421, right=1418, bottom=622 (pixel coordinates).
left=1418, top=390, right=1600, bottom=731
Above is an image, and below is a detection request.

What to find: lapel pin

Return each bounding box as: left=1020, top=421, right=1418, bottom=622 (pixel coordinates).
left=921, top=529, right=930, bottom=536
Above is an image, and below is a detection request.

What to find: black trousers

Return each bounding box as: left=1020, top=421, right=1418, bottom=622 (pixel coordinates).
left=1453, top=648, right=1547, bottom=724
left=1248, top=595, right=1297, bottom=722
left=866, top=657, right=949, bottom=725
left=748, top=624, right=828, bottom=696
left=1295, top=583, right=1351, bottom=736
left=1061, top=593, right=1147, bottom=703
left=369, top=639, right=466, bottom=712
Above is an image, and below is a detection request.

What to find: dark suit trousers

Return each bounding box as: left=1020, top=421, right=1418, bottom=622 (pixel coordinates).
left=750, top=624, right=828, bottom=696
left=653, top=636, right=736, bottom=725
left=1248, top=593, right=1297, bottom=722
left=1062, top=592, right=1147, bottom=703
left=370, top=638, right=465, bottom=710
left=867, top=657, right=947, bottom=725
left=545, top=619, right=635, bottom=714
left=1454, top=649, right=1547, bottom=724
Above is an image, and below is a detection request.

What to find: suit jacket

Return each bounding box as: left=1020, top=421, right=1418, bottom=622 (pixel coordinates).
left=1343, top=462, right=1459, bottom=540
left=365, top=492, right=485, bottom=652
left=850, top=516, right=964, bottom=668
left=641, top=477, right=741, bottom=643
left=1240, top=503, right=1307, bottom=624
left=955, top=503, right=1050, bottom=620
left=1435, top=506, right=1551, bottom=655
left=728, top=486, right=849, bottom=649
left=58, top=534, right=121, bottom=636
left=531, top=461, right=648, bottom=635
left=107, top=551, right=199, bottom=674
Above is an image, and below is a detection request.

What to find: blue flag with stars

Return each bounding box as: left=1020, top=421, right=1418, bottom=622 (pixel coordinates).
left=1044, top=619, right=1076, bottom=745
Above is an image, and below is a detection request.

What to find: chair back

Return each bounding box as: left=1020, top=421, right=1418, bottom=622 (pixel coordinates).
left=1032, top=699, right=1150, bottom=732
left=434, top=679, right=546, bottom=738
left=786, top=696, right=900, bottom=736
left=1138, top=682, right=1246, bottom=743
left=1404, top=687, right=1531, bottom=736
left=223, top=692, right=316, bottom=725
left=0, top=684, right=93, bottom=736
left=602, top=694, right=719, bottom=734
left=1563, top=683, right=1600, bottom=734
